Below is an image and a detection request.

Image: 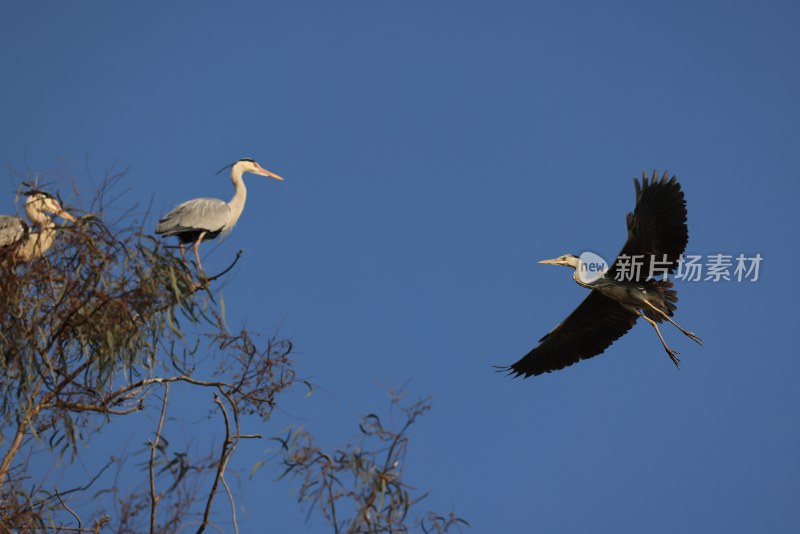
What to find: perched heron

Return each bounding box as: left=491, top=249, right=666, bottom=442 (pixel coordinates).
left=156, top=158, right=284, bottom=272
left=506, top=171, right=702, bottom=378
left=0, top=190, right=76, bottom=262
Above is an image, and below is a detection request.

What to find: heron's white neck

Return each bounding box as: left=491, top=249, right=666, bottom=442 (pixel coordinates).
left=26, top=205, right=53, bottom=226
left=226, top=164, right=248, bottom=232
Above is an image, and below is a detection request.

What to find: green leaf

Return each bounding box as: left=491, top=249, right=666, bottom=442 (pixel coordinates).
left=250, top=460, right=265, bottom=479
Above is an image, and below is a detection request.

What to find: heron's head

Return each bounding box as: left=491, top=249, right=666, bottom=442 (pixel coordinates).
left=538, top=254, right=580, bottom=269
left=23, top=191, right=76, bottom=224
left=225, top=158, right=284, bottom=181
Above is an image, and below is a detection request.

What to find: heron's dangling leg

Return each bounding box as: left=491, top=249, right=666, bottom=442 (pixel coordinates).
left=642, top=299, right=703, bottom=346
left=193, top=232, right=207, bottom=275
left=178, top=243, right=189, bottom=264
left=639, top=313, right=681, bottom=368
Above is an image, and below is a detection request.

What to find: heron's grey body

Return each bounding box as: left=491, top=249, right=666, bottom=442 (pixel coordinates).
left=575, top=272, right=673, bottom=317
left=156, top=197, right=233, bottom=244
left=506, top=171, right=701, bottom=378
left=156, top=158, right=283, bottom=273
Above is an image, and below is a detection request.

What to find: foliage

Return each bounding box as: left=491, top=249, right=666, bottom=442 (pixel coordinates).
left=0, top=174, right=296, bottom=532
left=0, top=168, right=464, bottom=533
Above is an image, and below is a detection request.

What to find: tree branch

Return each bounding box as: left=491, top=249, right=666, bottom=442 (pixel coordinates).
left=197, top=393, right=234, bottom=534
left=149, top=383, right=169, bottom=534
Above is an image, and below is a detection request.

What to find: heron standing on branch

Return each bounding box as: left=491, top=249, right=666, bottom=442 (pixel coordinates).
left=156, top=158, right=284, bottom=274
left=505, top=171, right=702, bottom=378
left=0, top=190, right=76, bottom=262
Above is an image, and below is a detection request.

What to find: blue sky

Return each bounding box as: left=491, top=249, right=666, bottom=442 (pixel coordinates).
left=2, top=1, right=799, bottom=532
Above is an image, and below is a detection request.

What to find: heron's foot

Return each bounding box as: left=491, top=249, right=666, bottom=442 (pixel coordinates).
left=191, top=270, right=209, bottom=289
left=176, top=267, right=195, bottom=287
left=684, top=330, right=703, bottom=346
left=188, top=277, right=211, bottom=292
left=666, top=347, right=681, bottom=368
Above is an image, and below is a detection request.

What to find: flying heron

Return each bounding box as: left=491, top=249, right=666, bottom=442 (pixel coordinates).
left=156, top=158, right=284, bottom=273
left=0, top=190, right=76, bottom=262
left=505, top=171, right=702, bottom=378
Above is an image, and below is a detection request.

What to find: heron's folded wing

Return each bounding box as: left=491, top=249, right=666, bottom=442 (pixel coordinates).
left=0, top=215, right=28, bottom=248
left=506, top=291, right=639, bottom=377
left=607, top=171, right=688, bottom=282
left=156, top=198, right=230, bottom=235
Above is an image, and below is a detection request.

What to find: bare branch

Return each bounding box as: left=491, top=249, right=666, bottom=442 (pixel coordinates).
left=150, top=383, right=170, bottom=533
left=198, top=393, right=234, bottom=534
left=55, top=488, right=81, bottom=529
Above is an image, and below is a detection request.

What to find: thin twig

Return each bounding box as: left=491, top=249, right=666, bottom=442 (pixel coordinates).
left=45, top=401, right=143, bottom=415
left=97, top=374, right=265, bottom=411
left=150, top=383, right=170, bottom=534
left=55, top=487, right=82, bottom=529
left=197, top=393, right=234, bottom=534
left=328, top=466, right=340, bottom=534
left=220, top=475, right=238, bottom=534
left=37, top=459, right=113, bottom=505
left=205, top=250, right=244, bottom=282
left=0, top=379, right=44, bottom=482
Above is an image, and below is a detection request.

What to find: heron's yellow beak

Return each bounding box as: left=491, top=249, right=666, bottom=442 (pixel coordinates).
left=538, top=258, right=561, bottom=265
left=58, top=210, right=77, bottom=223
left=256, top=164, right=284, bottom=181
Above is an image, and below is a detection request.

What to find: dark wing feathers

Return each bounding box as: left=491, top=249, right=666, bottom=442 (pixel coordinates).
left=607, top=170, right=688, bottom=281
left=506, top=291, right=639, bottom=377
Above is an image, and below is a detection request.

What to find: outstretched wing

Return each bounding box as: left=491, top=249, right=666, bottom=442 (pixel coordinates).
left=505, top=291, right=639, bottom=378
left=607, top=171, right=688, bottom=282
left=0, top=215, right=28, bottom=249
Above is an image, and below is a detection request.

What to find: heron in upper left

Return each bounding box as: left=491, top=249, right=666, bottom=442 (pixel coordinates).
left=0, top=190, right=77, bottom=262
left=156, top=158, right=284, bottom=274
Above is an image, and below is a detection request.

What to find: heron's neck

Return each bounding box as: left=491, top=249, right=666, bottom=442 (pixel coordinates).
left=570, top=257, right=605, bottom=289
left=227, top=167, right=248, bottom=230
left=17, top=219, right=56, bottom=260
left=572, top=268, right=593, bottom=288
left=26, top=207, right=52, bottom=226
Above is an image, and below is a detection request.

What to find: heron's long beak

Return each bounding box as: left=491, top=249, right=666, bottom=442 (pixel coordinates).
left=58, top=210, right=77, bottom=223
left=256, top=164, right=284, bottom=181
left=538, top=258, right=561, bottom=266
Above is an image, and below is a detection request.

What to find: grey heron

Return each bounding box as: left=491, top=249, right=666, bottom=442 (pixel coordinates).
left=0, top=190, right=76, bottom=262
left=506, top=171, right=702, bottom=378
left=156, top=158, right=284, bottom=273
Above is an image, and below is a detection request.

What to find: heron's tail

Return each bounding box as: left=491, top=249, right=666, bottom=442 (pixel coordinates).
left=644, top=279, right=678, bottom=321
